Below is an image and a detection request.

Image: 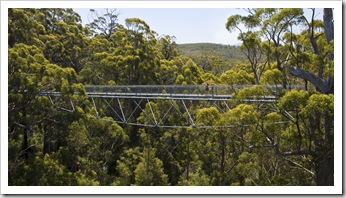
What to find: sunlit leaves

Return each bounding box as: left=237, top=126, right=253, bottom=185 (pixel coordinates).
left=219, top=104, right=258, bottom=126
left=178, top=167, right=210, bottom=186
left=176, top=59, right=203, bottom=85
left=201, top=72, right=221, bottom=84
left=271, top=8, right=303, bottom=25
left=158, top=35, right=179, bottom=60
left=8, top=7, right=335, bottom=186
left=278, top=90, right=309, bottom=112
left=225, top=14, right=242, bottom=33
left=68, top=121, right=89, bottom=149
left=196, top=107, right=220, bottom=126
left=235, top=85, right=270, bottom=101
left=134, top=148, right=170, bottom=186
left=235, top=152, right=261, bottom=185
left=75, top=170, right=100, bottom=186
left=220, top=69, right=254, bottom=85
left=9, top=9, right=47, bottom=47
left=113, top=147, right=142, bottom=185
left=304, top=93, right=334, bottom=117
left=261, top=69, right=283, bottom=85
left=158, top=59, right=179, bottom=84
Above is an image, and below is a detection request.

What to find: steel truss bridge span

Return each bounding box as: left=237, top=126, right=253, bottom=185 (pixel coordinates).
left=41, top=85, right=307, bottom=129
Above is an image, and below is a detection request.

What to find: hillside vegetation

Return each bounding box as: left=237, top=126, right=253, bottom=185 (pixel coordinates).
left=178, top=43, right=245, bottom=60
left=178, top=43, right=246, bottom=75
left=8, top=8, right=334, bottom=187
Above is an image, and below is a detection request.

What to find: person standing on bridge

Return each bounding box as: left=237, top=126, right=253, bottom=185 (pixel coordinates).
left=205, top=83, right=209, bottom=95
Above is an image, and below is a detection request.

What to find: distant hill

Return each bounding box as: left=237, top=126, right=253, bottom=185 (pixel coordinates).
left=177, top=43, right=246, bottom=75
left=178, top=43, right=246, bottom=62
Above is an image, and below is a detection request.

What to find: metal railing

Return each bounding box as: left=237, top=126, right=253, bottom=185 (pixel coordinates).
left=84, top=84, right=313, bottom=96
left=84, top=85, right=233, bottom=95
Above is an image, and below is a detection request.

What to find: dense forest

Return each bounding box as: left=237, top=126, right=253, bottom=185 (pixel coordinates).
left=8, top=8, right=334, bottom=186
left=178, top=43, right=246, bottom=75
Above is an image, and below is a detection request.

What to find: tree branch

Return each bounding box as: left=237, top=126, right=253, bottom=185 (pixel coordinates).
left=284, top=158, right=315, bottom=175
left=286, top=65, right=333, bottom=94
left=258, top=121, right=311, bottom=157
left=18, top=144, right=36, bottom=157
left=273, top=144, right=310, bottom=156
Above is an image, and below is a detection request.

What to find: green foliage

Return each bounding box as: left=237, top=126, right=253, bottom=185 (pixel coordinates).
left=178, top=167, right=210, bottom=186
left=8, top=8, right=334, bottom=187
left=261, top=69, right=283, bottom=84
left=226, top=14, right=243, bottom=32
left=201, top=72, right=221, bottom=84
left=175, top=59, right=203, bottom=85
left=304, top=93, right=333, bottom=117
left=178, top=43, right=245, bottom=75
left=178, top=43, right=245, bottom=61
left=134, top=148, right=170, bottom=186
left=220, top=104, right=258, bottom=126
left=235, top=85, right=270, bottom=101
left=278, top=90, right=309, bottom=111
left=158, top=35, right=179, bottom=60
left=220, top=68, right=254, bottom=85
left=235, top=152, right=261, bottom=185
left=196, top=107, right=220, bottom=126
left=158, top=59, right=179, bottom=84
left=113, top=147, right=142, bottom=185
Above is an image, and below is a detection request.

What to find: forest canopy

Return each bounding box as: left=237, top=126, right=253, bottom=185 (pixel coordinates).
left=7, top=8, right=334, bottom=187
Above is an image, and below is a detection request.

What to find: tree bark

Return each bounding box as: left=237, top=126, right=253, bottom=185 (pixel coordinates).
left=41, top=123, right=48, bottom=155
left=22, top=107, right=29, bottom=161
left=315, top=112, right=334, bottom=186
left=287, top=66, right=333, bottom=94
left=315, top=149, right=334, bottom=185
left=323, top=8, right=334, bottom=43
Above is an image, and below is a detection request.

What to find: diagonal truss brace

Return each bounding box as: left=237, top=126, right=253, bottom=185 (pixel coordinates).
left=43, top=88, right=293, bottom=129
left=48, top=96, right=75, bottom=113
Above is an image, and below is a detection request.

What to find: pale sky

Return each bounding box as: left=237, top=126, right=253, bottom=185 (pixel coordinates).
left=74, top=8, right=246, bottom=45
left=74, top=8, right=324, bottom=45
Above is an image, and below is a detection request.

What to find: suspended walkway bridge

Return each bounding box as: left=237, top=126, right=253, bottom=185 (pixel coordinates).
left=41, top=84, right=310, bottom=129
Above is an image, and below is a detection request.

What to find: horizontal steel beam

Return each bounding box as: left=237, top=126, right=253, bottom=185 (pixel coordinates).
left=39, top=85, right=292, bottom=128
left=39, top=91, right=277, bottom=102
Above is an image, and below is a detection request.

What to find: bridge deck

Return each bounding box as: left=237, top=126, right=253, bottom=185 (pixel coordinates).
left=83, top=84, right=303, bottom=95
left=38, top=85, right=303, bottom=128
left=41, top=84, right=285, bottom=102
